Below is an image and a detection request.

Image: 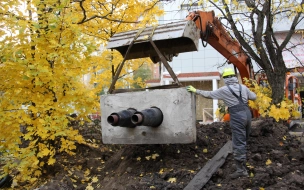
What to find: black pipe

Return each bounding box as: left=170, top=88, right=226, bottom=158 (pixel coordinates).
left=131, top=107, right=163, bottom=127
left=107, top=108, right=137, bottom=128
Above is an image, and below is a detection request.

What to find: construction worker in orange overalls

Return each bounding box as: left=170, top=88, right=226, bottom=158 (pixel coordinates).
left=187, top=68, right=257, bottom=179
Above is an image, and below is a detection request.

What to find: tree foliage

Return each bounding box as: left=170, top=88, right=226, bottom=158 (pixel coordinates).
left=215, top=78, right=301, bottom=122
left=0, top=0, right=162, bottom=184
left=244, top=79, right=301, bottom=121
left=133, top=63, right=153, bottom=88
left=195, top=0, right=304, bottom=104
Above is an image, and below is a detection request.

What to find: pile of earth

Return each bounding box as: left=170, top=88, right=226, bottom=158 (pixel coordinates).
left=2, top=118, right=304, bottom=190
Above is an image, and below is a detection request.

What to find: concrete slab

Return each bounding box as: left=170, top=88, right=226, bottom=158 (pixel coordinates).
left=100, top=88, right=196, bottom=144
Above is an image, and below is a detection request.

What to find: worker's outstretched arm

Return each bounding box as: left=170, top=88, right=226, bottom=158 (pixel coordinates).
left=186, top=85, right=224, bottom=99
left=246, top=87, right=257, bottom=100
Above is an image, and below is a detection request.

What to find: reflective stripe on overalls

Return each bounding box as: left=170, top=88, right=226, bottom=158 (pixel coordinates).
left=227, top=85, right=252, bottom=162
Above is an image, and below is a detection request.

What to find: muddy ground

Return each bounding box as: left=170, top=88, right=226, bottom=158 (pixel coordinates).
left=1, top=118, right=304, bottom=190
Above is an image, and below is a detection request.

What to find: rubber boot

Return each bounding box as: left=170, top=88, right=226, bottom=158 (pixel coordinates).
left=229, top=160, right=248, bottom=179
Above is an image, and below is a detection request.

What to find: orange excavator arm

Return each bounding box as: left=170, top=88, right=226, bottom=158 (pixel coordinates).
left=185, top=11, right=255, bottom=82
left=185, top=11, right=258, bottom=121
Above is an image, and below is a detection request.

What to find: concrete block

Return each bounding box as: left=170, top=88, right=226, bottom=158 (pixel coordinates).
left=100, top=88, right=196, bottom=144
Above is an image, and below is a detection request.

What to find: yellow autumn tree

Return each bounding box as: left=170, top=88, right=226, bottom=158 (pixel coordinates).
left=90, top=50, right=154, bottom=94
left=0, top=0, right=162, bottom=184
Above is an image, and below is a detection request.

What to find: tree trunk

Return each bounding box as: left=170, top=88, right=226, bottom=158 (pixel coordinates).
left=264, top=66, right=287, bottom=104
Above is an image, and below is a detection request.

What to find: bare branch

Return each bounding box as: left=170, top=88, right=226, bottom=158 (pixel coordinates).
left=220, top=0, right=262, bottom=67
left=208, top=0, right=228, bottom=20
left=279, top=2, right=304, bottom=51
left=75, top=0, right=161, bottom=25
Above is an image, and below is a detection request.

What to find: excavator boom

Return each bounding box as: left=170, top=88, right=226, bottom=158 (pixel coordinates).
left=185, top=11, right=254, bottom=81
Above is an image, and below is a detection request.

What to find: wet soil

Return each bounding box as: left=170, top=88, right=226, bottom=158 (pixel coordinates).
left=2, top=118, right=304, bottom=190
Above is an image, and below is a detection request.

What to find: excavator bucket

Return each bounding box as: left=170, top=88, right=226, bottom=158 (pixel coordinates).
left=107, top=20, right=200, bottom=63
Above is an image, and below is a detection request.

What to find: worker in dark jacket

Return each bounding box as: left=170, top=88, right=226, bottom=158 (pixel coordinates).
left=187, top=68, right=257, bottom=179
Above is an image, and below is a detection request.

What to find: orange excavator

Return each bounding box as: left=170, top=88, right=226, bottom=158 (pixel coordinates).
left=185, top=11, right=255, bottom=82
left=184, top=11, right=259, bottom=121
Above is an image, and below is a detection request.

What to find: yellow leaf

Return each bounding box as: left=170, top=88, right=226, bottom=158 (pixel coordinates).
left=177, top=150, right=180, bottom=153
left=92, top=177, right=98, bottom=183
left=137, top=157, right=141, bottom=161
left=121, top=156, right=124, bottom=160
left=75, top=135, right=85, bottom=142
left=82, top=177, right=90, bottom=183
left=145, top=156, right=151, bottom=160
left=151, top=154, right=159, bottom=159
left=85, top=185, right=94, bottom=190
left=41, top=148, right=51, bottom=156
left=29, top=178, right=38, bottom=183
left=266, top=159, right=272, bottom=165
left=71, top=178, right=77, bottom=183
left=203, top=149, right=208, bottom=153
left=11, top=179, right=18, bottom=188
left=250, top=172, right=254, bottom=177
left=48, top=157, right=56, bottom=165
left=259, top=188, right=265, bottom=190
left=150, top=186, right=156, bottom=189
left=159, top=168, right=164, bottom=174
left=140, top=173, right=143, bottom=177
left=34, top=170, right=42, bottom=177
left=217, top=184, right=222, bottom=187
left=167, top=178, right=176, bottom=183
left=84, top=169, right=90, bottom=176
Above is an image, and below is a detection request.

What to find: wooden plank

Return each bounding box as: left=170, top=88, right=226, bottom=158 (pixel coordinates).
left=184, top=140, right=233, bottom=190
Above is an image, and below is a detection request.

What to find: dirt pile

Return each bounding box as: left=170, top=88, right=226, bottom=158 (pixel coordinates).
left=3, top=119, right=304, bottom=190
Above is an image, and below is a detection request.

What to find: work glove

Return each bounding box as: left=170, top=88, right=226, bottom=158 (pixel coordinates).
left=186, top=85, right=196, bottom=93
